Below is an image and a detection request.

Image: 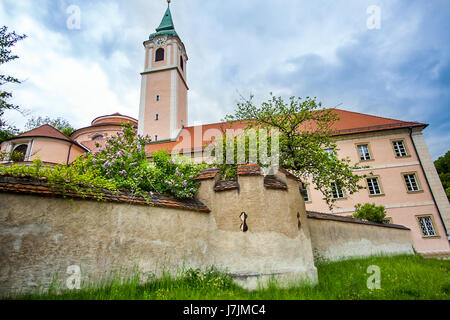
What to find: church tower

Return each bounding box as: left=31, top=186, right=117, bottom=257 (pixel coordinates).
left=138, top=1, right=188, bottom=141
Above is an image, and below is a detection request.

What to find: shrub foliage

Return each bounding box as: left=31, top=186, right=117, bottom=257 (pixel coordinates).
left=0, top=123, right=206, bottom=199
left=352, top=203, right=387, bottom=223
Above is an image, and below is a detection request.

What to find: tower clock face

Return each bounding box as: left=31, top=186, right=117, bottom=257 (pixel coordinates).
left=155, top=37, right=166, bottom=47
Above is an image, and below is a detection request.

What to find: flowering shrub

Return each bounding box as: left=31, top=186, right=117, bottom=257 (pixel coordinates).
left=149, top=150, right=207, bottom=198
left=0, top=123, right=207, bottom=200
left=83, top=122, right=152, bottom=193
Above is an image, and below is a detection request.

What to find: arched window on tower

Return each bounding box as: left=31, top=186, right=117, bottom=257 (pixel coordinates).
left=180, top=56, right=184, bottom=70
left=155, top=48, right=165, bottom=62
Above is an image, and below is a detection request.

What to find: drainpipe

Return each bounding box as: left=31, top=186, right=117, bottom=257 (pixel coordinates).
left=409, top=127, right=449, bottom=240
left=66, top=144, right=73, bottom=166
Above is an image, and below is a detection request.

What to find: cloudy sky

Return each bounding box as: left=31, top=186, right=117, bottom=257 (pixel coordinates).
left=1, top=0, right=449, bottom=159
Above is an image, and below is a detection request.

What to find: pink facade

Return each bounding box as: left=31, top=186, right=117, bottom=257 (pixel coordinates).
left=304, top=128, right=450, bottom=255
left=70, top=113, right=137, bottom=154
left=1, top=135, right=85, bottom=165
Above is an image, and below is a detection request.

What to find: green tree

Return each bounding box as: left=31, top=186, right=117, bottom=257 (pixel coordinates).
left=434, top=150, right=450, bottom=201
left=25, top=116, right=75, bottom=136
left=223, top=94, right=365, bottom=208
left=0, top=26, right=26, bottom=143
left=353, top=203, right=387, bottom=223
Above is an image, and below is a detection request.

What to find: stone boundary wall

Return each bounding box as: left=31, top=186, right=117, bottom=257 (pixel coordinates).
left=0, top=165, right=415, bottom=295
left=307, top=211, right=415, bottom=261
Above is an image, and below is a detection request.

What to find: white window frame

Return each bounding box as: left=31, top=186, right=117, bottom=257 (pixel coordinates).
left=366, top=177, right=383, bottom=196
left=403, top=173, right=421, bottom=192
left=303, top=186, right=311, bottom=202
left=7, top=139, right=33, bottom=162
left=417, top=215, right=438, bottom=237
left=392, top=140, right=408, bottom=157
left=331, top=182, right=345, bottom=199
left=357, top=144, right=372, bottom=161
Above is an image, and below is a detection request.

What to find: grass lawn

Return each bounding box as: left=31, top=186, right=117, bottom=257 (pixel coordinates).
left=9, top=254, right=450, bottom=300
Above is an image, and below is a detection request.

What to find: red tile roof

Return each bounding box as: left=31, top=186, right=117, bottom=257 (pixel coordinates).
left=329, top=109, right=427, bottom=135
left=0, top=175, right=210, bottom=213
left=263, top=176, right=288, bottom=190
left=18, top=124, right=74, bottom=142
left=306, top=211, right=410, bottom=230
left=144, top=109, right=426, bottom=156
left=10, top=124, right=88, bottom=151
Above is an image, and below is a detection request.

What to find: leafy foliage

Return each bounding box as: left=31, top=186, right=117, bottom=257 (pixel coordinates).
left=0, top=123, right=206, bottom=199
left=0, top=158, right=118, bottom=200
left=434, top=150, right=450, bottom=201
left=353, top=203, right=387, bottom=223
left=0, top=26, right=26, bottom=143
left=223, top=94, right=365, bottom=208
left=25, top=116, right=75, bottom=136
left=211, top=129, right=277, bottom=180
left=0, top=150, right=25, bottom=162
left=0, top=124, right=19, bottom=143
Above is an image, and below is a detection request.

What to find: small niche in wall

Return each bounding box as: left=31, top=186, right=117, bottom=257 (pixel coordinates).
left=240, top=212, right=248, bottom=232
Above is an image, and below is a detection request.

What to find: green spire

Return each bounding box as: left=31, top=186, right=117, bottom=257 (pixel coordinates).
left=156, top=7, right=175, bottom=32
left=149, top=5, right=178, bottom=41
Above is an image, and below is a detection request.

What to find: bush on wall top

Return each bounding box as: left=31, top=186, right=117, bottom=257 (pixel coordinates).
left=352, top=203, right=387, bottom=223
left=0, top=123, right=207, bottom=200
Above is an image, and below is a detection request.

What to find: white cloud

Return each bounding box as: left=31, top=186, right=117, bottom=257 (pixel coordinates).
left=1, top=0, right=448, bottom=159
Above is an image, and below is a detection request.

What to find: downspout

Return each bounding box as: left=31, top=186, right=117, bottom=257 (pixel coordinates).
left=66, top=143, right=73, bottom=166
left=409, top=127, right=449, bottom=240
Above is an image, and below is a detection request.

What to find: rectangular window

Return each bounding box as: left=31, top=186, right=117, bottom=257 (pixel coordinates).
left=156, top=95, right=160, bottom=101
left=155, top=135, right=158, bottom=141
left=403, top=173, right=420, bottom=192
left=331, top=182, right=344, bottom=199
left=417, top=216, right=437, bottom=237
left=366, top=177, right=382, bottom=195
left=357, top=144, right=372, bottom=161
left=303, top=187, right=310, bottom=202
left=155, top=114, right=159, bottom=120
left=393, top=140, right=408, bottom=157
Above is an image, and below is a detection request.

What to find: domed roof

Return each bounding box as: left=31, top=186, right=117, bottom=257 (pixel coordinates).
left=91, top=113, right=138, bottom=126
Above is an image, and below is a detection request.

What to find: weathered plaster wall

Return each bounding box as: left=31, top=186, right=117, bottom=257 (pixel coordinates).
left=307, top=213, right=415, bottom=261
left=0, top=165, right=416, bottom=295
left=0, top=193, right=211, bottom=295
left=196, top=169, right=318, bottom=289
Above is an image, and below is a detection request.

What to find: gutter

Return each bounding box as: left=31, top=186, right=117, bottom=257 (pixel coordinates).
left=409, top=127, right=449, bottom=240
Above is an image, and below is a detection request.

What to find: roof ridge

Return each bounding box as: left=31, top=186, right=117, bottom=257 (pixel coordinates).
left=332, top=108, right=425, bottom=125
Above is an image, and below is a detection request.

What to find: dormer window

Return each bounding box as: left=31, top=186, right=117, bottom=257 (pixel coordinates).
left=12, top=144, right=28, bottom=162
left=180, top=56, right=184, bottom=70
left=155, top=48, right=164, bottom=62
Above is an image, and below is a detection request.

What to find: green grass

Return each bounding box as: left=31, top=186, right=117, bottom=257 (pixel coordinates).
left=8, top=254, right=450, bottom=300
